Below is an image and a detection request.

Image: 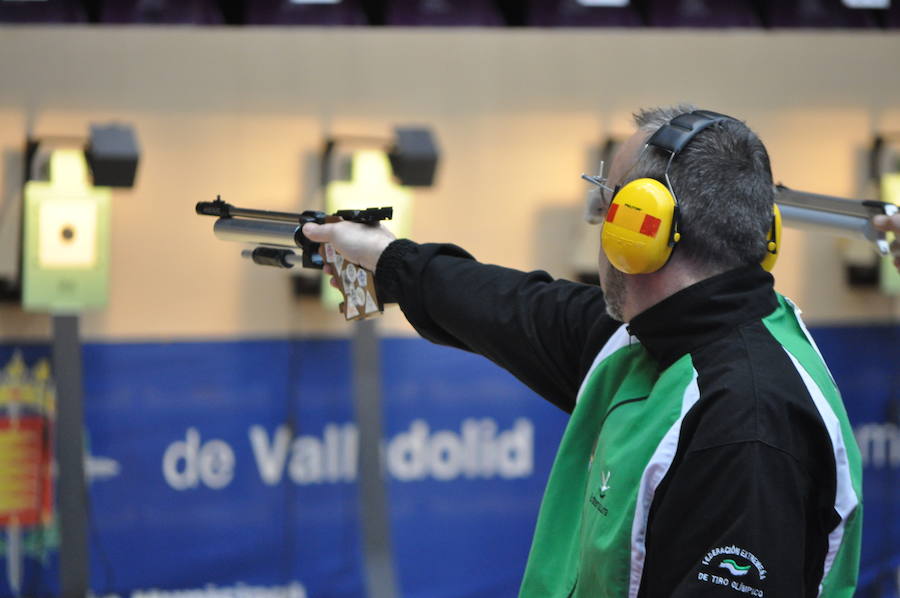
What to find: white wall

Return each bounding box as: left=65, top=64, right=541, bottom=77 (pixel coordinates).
left=0, top=27, right=898, bottom=340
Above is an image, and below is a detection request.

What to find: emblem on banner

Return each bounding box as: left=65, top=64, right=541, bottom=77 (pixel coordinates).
left=0, top=351, right=58, bottom=595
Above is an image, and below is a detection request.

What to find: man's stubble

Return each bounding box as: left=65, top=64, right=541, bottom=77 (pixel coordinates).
left=603, top=262, right=627, bottom=322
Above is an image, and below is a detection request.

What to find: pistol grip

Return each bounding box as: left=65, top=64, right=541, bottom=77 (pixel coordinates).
left=321, top=243, right=383, bottom=321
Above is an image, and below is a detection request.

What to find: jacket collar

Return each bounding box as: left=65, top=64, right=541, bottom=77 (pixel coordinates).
left=626, top=265, right=778, bottom=370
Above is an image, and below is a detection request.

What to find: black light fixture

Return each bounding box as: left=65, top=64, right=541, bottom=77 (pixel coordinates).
left=320, top=125, right=439, bottom=189
left=387, top=127, right=440, bottom=187
left=84, top=123, right=141, bottom=188
left=24, top=123, right=140, bottom=188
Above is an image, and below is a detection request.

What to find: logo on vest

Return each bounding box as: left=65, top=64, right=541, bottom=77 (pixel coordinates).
left=719, top=559, right=751, bottom=576
left=599, top=471, right=611, bottom=498
left=588, top=470, right=612, bottom=516
left=696, top=545, right=767, bottom=596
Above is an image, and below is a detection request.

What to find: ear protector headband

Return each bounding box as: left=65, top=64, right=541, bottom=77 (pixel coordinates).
left=760, top=202, right=781, bottom=272
left=593, top=110, right=780, bottom=274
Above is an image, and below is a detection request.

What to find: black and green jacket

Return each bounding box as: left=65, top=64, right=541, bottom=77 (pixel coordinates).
left=376, top=240, right=862, bottom=597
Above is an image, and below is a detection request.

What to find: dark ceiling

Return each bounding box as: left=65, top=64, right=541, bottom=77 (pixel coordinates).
left=0, top=0, right=897, bottom=28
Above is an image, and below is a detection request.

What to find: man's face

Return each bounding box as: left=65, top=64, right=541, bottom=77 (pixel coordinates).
left=597, top=130, right=647, bottom=322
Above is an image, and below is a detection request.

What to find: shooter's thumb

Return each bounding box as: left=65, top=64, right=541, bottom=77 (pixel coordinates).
left=302, top=222, right=331, bottom=242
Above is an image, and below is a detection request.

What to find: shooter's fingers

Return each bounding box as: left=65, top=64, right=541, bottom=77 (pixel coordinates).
left=873, top=213, right=900, bottom=233
left=303, top=219, right=396, bottom=272
left=873, top=214, right=900, bottom=272
left=320, top=265, right=340, bottom=288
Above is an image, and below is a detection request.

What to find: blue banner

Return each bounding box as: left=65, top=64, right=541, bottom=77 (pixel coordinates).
left=0, top=323, right=896, bottom=597
left=812, top=325, right=900, bottom=598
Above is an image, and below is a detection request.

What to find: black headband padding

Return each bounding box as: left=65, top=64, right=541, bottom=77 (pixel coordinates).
left=646, top=110, right=734, bottom=155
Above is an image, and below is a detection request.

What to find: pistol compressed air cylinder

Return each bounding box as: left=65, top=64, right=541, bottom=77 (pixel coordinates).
left=213, top=218, right=300, bottom=248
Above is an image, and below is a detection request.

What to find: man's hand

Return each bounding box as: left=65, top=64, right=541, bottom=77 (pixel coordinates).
left=873, top=213, right=900, bottom=271
left=302, top=221, right=396, bottom=274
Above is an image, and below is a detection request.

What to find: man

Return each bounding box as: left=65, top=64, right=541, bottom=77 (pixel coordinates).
left=303, top=106, right=862, bottom=597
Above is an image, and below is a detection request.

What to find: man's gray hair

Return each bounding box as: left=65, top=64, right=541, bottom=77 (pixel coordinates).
left=629, top=104, right=774, bottom=274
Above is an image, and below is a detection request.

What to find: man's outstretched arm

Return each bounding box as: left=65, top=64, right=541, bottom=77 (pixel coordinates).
left=302, top=221, right=620, bottom=412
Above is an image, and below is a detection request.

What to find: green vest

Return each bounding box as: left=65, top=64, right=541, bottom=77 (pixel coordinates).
left=518, top=295, right=862, bottom=597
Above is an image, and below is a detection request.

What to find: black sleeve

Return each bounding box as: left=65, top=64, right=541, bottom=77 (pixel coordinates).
left=375, top=239, right=620, bottom=413
left=638, top=441, right=826, bottom=598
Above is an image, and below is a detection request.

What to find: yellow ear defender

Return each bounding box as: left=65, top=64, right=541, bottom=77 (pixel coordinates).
left=601, top=178, right=680, bottom=275
left=760, top=203, right=782, bottom=272
left=602, top=180, right=781, bottom=274
left=596, top=110, right=781, bottom=275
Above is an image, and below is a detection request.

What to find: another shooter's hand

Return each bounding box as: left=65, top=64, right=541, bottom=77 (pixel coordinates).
left=873, top=213, right=900, bottom=271
left=302, top=220, right=396, bottom=274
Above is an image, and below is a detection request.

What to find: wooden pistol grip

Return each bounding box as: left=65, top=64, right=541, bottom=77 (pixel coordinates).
left=319, top=218, right=383, bottom=321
